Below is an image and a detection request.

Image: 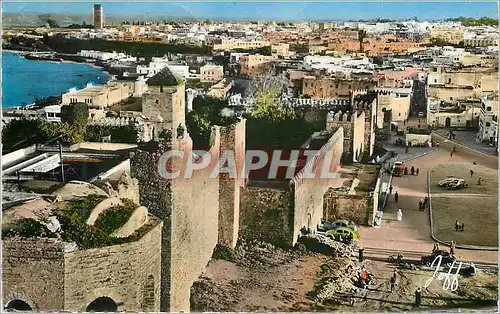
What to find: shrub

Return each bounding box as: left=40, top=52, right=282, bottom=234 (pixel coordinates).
left=53, top=196, right=139, bottom=249
left=94, top=199, right=136, bottom=235
left=212, top=244, right=236, bottom=262
left=159, top=129, right=172, bottom=141
left=65, top=194, right=107, bottom=220
left=5, top=218, right=47, bottom=238
left=1, top=118, right=86, bottom=153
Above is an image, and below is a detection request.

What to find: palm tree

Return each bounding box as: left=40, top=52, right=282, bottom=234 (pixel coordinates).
left=358, top=29, right=367, bottom=53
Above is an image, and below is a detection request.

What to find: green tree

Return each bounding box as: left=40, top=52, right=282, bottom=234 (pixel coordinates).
left=84, top=124, right=138, bottom=143
left=358, top=29, right=367, bottom=53
left=185, top=96, right=239, bottom=147
left=1, top=119, right=46, bottom=152
left=61, top=102, right=89, bottom=128
left=247, top=72, right=295, bottom=122
left=46, top=18, right=59, bottom=28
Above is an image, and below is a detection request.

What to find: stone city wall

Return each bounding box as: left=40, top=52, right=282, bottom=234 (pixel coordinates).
left=323, top=193, right=371, bottom=225
left=352, top=111, right=365, bottom=162
left=291, top=128, right=344, bottom=246
left=169, top=129, right=221, bottom=312
left=131, top=118, right=245, bottom=311
left=239, top=186, right=294, bottom=247
left=326, top=111, right=355, bottom=154
left=218, top=119, right=246, bottom=249
left=130, top=141, right=173, bottom=311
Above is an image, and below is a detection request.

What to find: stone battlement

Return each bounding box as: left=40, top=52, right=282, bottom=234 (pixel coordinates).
left=287, top=98, right=351, bottom=108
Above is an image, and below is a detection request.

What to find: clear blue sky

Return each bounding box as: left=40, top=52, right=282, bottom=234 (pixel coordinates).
left=3, top=2, right=499, bottom=21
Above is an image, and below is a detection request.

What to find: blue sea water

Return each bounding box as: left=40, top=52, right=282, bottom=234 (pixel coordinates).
left=2, top=51, right=110, bottom=108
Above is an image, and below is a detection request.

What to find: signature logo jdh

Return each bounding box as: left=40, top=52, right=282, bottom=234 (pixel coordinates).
left=424, top=255, right=463, bottom=292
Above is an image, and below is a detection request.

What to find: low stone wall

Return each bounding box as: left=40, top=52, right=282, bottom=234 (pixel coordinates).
left=239, top=186, right=294, bottom=247
left=3, top=238, right=65, bottom=311
left=406, top=133, right=431, bottom=146
left=3, top=221, right=163, bottom=312
left=64, top=220, right=162, bottom=312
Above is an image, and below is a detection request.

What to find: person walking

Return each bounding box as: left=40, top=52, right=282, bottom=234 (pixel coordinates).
left=411, top=166, right=415, bottom=175
left=390, top=275, right=396, bottom=293
left=416, top=168, right=419, bottom=176
left=424, top=196, right=429, bottom=208
left=432, top=242, right=440, bottom=253
left=389, top=185, right=393, bottom=195
left=395, top=191, right=399, bottom=202
left=397, top=208, right=403, bottom=221
left=455, top=220, right=460, bottom=232
left=470, top=169, right=474, bottom=177
left=450, top=240, right=456, bottom=256
left=461, top=223, right=465, bottom=232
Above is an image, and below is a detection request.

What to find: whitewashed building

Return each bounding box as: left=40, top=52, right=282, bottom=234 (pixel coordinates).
left=478, top=93, right=499, bottom=144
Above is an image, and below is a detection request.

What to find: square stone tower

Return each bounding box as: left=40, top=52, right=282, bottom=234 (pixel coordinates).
left=142, top=68, right=186, bottom=141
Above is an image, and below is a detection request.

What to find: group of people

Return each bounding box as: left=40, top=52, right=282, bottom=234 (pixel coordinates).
left=389, top=184, right=427, bottom=218
left=432, top=240, right=456, bottom=257
left=418, top=196, right=429, bottom=211
left=403, top=166, right=419, bottom=176
left=455, top=220, right=465, bottom=232
left=389, top=185, right=399, bottom=201
left=339, top=232, right=354, bottom=245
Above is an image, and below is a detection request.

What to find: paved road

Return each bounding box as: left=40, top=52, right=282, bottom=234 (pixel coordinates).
left=358, top=144, right=498, bottom=265
left=434, top=129, right=498, bottom=156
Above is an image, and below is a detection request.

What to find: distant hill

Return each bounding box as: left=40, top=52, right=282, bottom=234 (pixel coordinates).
left=2, top=13, right=94, bottom=28
left=2, top=13, right=198, bottom=28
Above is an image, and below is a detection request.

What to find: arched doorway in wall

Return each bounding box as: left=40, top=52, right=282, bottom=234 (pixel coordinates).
left=142, top=275, right=155, bottom=311
left=4, top=300, right=33, bottom=312
left=86, top=297, right=118, bottom=312
left=445, top=117, right=451, bottom=128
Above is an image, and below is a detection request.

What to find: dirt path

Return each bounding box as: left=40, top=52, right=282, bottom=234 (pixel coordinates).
left=191, top=246, right=498, bottom=312
left=191, top=241, right=332, bottom=312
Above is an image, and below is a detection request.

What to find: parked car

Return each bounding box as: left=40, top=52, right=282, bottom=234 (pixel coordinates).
left=393, top=161, right=405, bottom=177
left=318, top=219, right=358, bottom=232
left=331, top=219, right=358, bottom=232
left=438, top=177, right=460, bottom=187
left=447, top=179, right=468, bottom=190
left=326, top=227, right=360, bottom=242
left=418, top=112, right=425, bottom=117
left=421, top=250, right=456, bottom=267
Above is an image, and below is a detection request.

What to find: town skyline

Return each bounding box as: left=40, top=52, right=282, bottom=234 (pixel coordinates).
left=3, top=1, right=499, bottom=22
